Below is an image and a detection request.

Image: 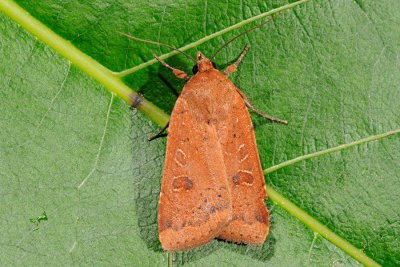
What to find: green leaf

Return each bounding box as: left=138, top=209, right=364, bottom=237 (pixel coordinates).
left=1, top=0, right=399, bottom=266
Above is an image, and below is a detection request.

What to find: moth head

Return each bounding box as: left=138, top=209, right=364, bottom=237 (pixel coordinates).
left=193, top=52, right=217, bottom=74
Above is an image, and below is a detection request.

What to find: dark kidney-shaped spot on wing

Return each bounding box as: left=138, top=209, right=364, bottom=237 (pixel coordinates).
left=232, top=170, right=254, bottom=186
left=172, top=176, right=193, bottom=191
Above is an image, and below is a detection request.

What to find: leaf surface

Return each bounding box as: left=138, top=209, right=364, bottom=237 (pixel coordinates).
left=1, top=0, right=399, bottom=266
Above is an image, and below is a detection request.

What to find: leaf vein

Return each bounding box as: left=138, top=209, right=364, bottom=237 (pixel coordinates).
left=77, top=93, right=114, bottom=189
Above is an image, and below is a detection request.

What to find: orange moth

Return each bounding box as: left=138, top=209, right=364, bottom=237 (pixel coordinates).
left=121, top=17, right=287, bottom=252
left=155, top=47, right=287, bottom=251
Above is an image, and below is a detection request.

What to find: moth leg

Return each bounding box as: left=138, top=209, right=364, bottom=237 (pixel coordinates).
left=148, top=122, right=169, bottom=141
left=224, top=44, right=250, bottom=77
left=154, top=56, right=190, bottom=81
left=235, top=87, right=288, bottom=124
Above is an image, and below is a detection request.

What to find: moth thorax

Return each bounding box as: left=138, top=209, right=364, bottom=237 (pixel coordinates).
left=196, top=52, right=215, bottom=72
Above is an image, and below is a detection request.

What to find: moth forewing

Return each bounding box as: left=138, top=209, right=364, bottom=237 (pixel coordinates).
left=158, top=66, right=233, bottom=251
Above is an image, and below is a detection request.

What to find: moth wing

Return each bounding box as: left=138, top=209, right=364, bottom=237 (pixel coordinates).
left=158, top=89, right=232, bottom=252
left=217, top=86, right=269, bottom=244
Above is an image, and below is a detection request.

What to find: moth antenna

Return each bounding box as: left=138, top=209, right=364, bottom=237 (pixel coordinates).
left=117, top=31, right=196, bottom=63
left=211, top=12, right=284, bottom=60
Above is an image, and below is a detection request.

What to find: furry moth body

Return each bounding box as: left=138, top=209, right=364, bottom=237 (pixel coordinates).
left=158, top=52, right=270, bottom=252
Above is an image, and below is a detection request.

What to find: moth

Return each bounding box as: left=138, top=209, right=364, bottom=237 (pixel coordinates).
left=120, top=17, right=287, bottom=252
left=149, top=45, right=288, bottom=251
